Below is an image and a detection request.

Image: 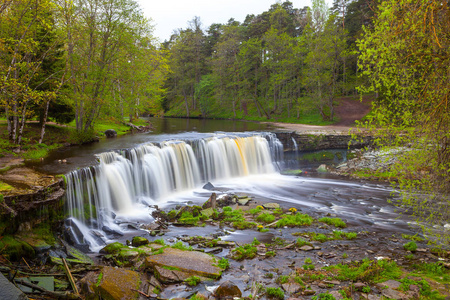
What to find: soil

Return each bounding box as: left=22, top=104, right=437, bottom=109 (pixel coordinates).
left=267, top=95, right=373, bottom=134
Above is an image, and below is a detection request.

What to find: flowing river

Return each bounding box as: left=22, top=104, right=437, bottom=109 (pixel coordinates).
left=36, top=118, right=417, bottom=252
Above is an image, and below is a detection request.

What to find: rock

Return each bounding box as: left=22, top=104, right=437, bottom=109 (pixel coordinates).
left=381, top=288, right=404, bottom=300
left=216, top=241, right=235, bottom=247
left=202, top=193, right=217, bottom=209
left=323, top=280, right=340, bottom=285
left=87, top=266, right=141, bottom=299
left=100, top=242, right=126, bottom=254
left=0, top=273, right=28, bottom=300
left=201, top=208, right=215, bottom=218
left=203, top=182, right=215, bottom=190
left=317, top=164, right=328, bottom=173
left=330, top=291, right=344, bottom=300
left=145, top=247, right=222, bottom=281
left=299, top=245, right=314, bottom=251
left=263, top=203, right=280, bottom=209
left=131, top=236, right=149, bottom=247
left=101, top=225, right=123, bottom=236
left=354, top=282, right=366, bottom=290
left=237, top=198, right=251, bottom=206
left=214, top=280, right=242, bottom=298
left=303, top=289, right=316, bottom=296
left=104, top=129, right=117, bottom=138
left=377, top=279, right=401, bottom=290
left=282, top=282, right=303, bottom=294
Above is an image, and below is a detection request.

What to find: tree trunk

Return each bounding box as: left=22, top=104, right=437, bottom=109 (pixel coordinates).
left=38, top=99, right=51, bottom=144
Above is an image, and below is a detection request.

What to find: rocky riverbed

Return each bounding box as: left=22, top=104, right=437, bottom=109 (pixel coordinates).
left=1, top=186, right=450, bottom=300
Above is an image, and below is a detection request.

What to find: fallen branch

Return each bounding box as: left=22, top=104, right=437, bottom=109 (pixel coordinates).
left=62, top=258, right=80, bottom=297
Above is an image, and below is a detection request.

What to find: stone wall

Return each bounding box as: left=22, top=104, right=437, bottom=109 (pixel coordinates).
left=275, top=132, right=373, bottom=152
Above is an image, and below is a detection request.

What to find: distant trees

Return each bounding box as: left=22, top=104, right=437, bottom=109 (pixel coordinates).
left=162, top=0, right=361, bottom=122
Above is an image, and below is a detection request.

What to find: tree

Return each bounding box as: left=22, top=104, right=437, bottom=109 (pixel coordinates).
left=357, top=0, right=450, bottom=244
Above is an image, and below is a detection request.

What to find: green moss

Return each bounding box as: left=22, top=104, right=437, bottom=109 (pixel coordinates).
left=0, top=235, right=35, bottom=261
left=102, top=242, right=126, bottom=254
left=178, top=211, right=200, bottom=226
left=266, top=287, right=284, bottom=299
left=256, top=212, right=276, bottom=224
left=319, top=217, right=347, bottom=228
left=171, top=241, right=192, bottom=251
left=96, top=272, right=103, bottom=287
left=276, top=213, right=313, bottom=227
left=0, top=181, right=13, bottom=193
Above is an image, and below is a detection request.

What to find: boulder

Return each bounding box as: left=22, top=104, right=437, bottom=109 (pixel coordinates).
left=0, top=273, right=27, bottom=300
left=203, top=182, right=215, bottom=190
left=104, top=129, right=117, bottom=138
left=202, top=193, right=217, bottom=209
left=214, top=280, right=242, bottom=298
left=317, top=164, right=328, bottom=173
left=145, top=247, right=222, bottom=281
left=131, top=236, right=149, bottom=247
left=263, top=203, right=280, bottom=209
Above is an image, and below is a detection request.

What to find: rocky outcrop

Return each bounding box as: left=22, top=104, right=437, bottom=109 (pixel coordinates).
left=275, top=132, right=373, bottom=151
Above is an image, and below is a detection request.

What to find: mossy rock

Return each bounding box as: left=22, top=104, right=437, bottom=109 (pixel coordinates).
left=131, top=236, right=149, bottom=247
left=0, top=235, right=35, bottom=261
left=100, top=242, right=126, bottom=254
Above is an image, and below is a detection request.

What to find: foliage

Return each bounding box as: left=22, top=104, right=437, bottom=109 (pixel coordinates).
left=319, top=217, right=347, bottom=228
left=312, top=293, right=336, bottom=300
left=184, top=276, right=201, bottom=286
left=231, top=238, right=260, bottom=260
left=276, top=213, right=313, bottom=227
left=217, top=258, right=230, bottom=270
left=357, top=0, right=450, bottom=245
left=403, top=241, right=417, bottom=252
left=325, top=259, right=401, bottom=283
left=256, top=212, right=276, bottom=224
left=265, top=287, right=284, bottom=300
left=171, top=241, right=192, bottom=251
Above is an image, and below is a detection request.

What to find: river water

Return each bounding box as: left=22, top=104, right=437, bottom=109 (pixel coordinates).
left=36, top=118, right=417, bottom=252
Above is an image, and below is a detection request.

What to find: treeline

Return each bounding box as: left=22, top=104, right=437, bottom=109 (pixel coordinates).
left=0, top=0, right=168, bottom=144
left=162, top=0, right=378, bottom=121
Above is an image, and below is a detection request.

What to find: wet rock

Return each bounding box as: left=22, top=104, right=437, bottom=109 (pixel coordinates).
left=0, top=273, right=27, bottom=300
left=104, top=129, right=117, bottom=138
left=237, top=197, right=251, bottom=206
left=263, top=203, right=280, bottom=209
left=100, top=242, right=126, bottom=254
left=317, top=164, right=328, bottom=173
left=354, top=282, right=366, bottom=291
left=202, top=193, right=217, bottom=209
left=216, top=241, right=235, bottom=247
left=282, top=282, right=303, bottom=294
left=203, top=182, right=215, bottom=191
left=381, top=288, right=404, bottom=300
left=153, top=265, right=193, bottom=283
left=201, top=208, right=215, bottom=219
left=330, top=291, right=344, bottom=300
left=81, top=266, right=141, bottom=299
left=214, top=280, right=242, bottom=299
left=132, top=236, right=149, bottom=247
left=323, top=280, right=340, bottom=285
left=377, top=279, right=401, bottom=290
left=145, top=247, right=222, bottom=280
left=299, top=245, right=314, bottom=251
left=101, top=225, right=123, bottom=236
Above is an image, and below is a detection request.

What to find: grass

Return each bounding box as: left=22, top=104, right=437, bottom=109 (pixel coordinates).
left=256, top=212, right=276, bottom=224
left=319, top=217, right=347, bottom=228
left=276, top=213, right=313, bottom=227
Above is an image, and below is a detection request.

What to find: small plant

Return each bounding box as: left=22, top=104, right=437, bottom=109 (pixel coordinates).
left=305, top=257, right=313, bottom=264
left=184, top=276, right=201, bottom=286
left=405, top=254, right=414, bottom=260
left=266, top=287, right=284, bottom=299
left=277, top=275, right=289, bottom=284
left=153, top=238, right=166, bottom=245
left=179, top=211, right=200, bottom=226
left=249, top=207, right=263, bottom=215
left=232, top=244, right=257, bottom=260
left=266, top=250, right=276, bottom=257
left=171, top=241, right=192, bottom=251
left=276, top=213, right=313, bottom=227
left=319, top=217, right=347, bottom=228
left=342, top=253, right=348, bottom=259
left=402, top=233, right=424, bottom=242
left=296, top=238, right=309, bottom=247
left=264, top=273, right=274, bottom=279
left=312, top=292, right=336, bottom=300
left=362, top=286, right=371, bottom=293
left=289, top=207, right=297, bottom=213
left=256, top=212, right=276, bottom=224
left=218, top=258, right=230, bottom=270
left=403, top=241, right=417, bottom=252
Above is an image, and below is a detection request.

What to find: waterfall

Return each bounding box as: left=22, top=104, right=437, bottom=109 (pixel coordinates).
left=64, top=133, right=283, bottom=250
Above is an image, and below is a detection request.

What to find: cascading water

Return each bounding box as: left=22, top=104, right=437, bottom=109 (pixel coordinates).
left=64, top=133, right=283, bottom=251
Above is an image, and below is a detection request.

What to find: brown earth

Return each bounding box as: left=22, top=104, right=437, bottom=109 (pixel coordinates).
left=267, top=95, right=373, bottom=134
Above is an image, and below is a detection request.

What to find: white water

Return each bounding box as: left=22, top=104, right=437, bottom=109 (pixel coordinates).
left=65, top=133, right=282, bottom=250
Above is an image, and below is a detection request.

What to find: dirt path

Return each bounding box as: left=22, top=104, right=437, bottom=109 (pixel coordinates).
left=267, top=96, right=372, bottom=134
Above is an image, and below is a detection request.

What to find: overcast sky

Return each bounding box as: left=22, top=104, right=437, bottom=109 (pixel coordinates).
left=137, top=0, right=332, bottom=42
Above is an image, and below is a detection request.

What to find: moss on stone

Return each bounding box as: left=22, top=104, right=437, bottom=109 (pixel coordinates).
left=101, top=242, right=126, bottom=254
left=0, top=235, right=35, bottom=261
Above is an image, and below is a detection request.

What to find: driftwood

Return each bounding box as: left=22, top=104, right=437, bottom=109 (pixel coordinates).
left=62, top=258, right=80, bottom=297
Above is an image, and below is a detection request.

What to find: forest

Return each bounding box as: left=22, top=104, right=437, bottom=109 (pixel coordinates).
left=1, top=0, right=450, bottom=204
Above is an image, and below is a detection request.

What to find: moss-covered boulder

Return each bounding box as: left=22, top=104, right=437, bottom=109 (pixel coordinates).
left=0, top=235, right=35, bottom=261
left=131, top=236, right=149, bottom=247
left=100, top=242, right=126, bottom=254
left=80, top=267, right=141, bottom=300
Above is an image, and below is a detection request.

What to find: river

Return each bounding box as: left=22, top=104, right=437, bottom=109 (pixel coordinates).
left=35, top=118, right=417, bottom=252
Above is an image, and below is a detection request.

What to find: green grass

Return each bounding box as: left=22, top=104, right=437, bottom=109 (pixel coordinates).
left=319, top=217, right=347, bottom=228
left=276, top=213, right=313, bottom=227
left=411, top=262, right=450, bottom=284
left=256, top=212, right=276, bottom=224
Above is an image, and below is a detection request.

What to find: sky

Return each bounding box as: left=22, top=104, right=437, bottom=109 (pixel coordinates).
left=137, top=0, right=332, bottom=42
